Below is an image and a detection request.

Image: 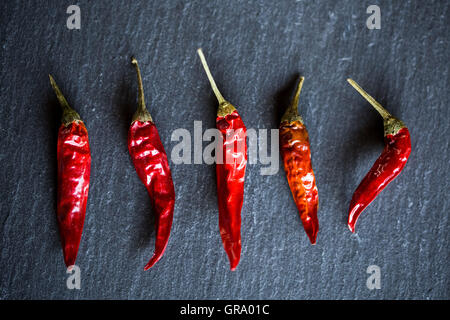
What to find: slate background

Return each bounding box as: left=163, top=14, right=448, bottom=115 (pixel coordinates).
left=0, top=0, right=448, bottom=300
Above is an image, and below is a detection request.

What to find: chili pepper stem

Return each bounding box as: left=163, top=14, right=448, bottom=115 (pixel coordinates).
left=197, top=48, right=225, bottom=104
left=49, top=74, right=81, bottom=125
left=131, top=57, right=153, bottom=123
left=197, top=48, right=236, bottom=117
left=291, top=76, right=304, bottom=109
left=346, top=79, right=391, bottom=120
left=347, top=78, right=406, bottom=136
left=281, top=76, right=305, bottom=124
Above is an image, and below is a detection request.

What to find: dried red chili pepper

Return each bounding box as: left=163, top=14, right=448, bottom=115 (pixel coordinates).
left=49, top=75, right=91, bottom=269
left=279, top=77, right=319, bottom=244
left=347, top=79, right=411, bottom=233
left=128, top=58, right=175, bottom=270
left=197, top=49, right=247, bottom=271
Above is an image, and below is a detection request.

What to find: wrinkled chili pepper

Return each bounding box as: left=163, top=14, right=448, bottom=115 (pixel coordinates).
left=49, top=75, right=91, bottom=269
left=280, top=77, right=319, bottom=244
left=128, top=58, right=176, bottom=270
left=347, top=79, right=411, bottom=233
left=197, top=49, right=247, bottom=271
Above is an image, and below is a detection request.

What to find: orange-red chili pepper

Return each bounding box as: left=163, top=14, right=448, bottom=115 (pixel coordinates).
left=347, top=79, right=411, bottom=233
left=128, top=58, right=176, bottom=270
left=49, top=75, right=91, bottom=269
left=197, top=49, right=247, bottom=271
left=279, top=77, right=319, bottom=244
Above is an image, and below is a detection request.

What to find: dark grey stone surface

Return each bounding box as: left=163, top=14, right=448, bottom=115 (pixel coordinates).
left=0, top=0, right=448, bottom=299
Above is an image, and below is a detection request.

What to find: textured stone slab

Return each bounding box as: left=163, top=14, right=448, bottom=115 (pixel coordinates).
left=0, top=0, right=448, bottom=299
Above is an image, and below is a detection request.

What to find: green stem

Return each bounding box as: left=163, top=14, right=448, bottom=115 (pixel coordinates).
left=49, top=74, right=81, bottom=125
left=347, top=78, right=407, bottom=136
left=347, top=79, right=391, bottom=120
left=131, top=57, right=153, bottom=123
left=197, top=48, right=226, bottom=105
left=281, top=76, right=305, bottom=124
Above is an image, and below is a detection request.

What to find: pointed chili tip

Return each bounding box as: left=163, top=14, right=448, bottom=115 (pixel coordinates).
left=143, top=262, right=153, bottom=271
left=348, top=224, right=356, bottom=233
left=143, top=264, right=152, bottom=271
left=307, top=232, right=318, bottom=245
left=144, top=261, right=155, bottom=271
left=64, top=253, right=77, bottom=270
left=303, top=218, right=318, bottom=245
left=348, top=206, right=360, bottom=233
left=143, top=254, right=162, bottom=271
left=229, top=260, right=239, bottom=271
left=227, top=251, right=240, bottom=271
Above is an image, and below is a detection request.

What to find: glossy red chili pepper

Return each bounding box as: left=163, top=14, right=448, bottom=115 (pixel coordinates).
left=279, top=77, right=319, bottom=244
left=128, top=58, right=175, bottom=270
left=347, top=79, right=411, bottom=233
left=49, top=75, right=91, bottom=269
left=197, top=49, right=247, bottom=271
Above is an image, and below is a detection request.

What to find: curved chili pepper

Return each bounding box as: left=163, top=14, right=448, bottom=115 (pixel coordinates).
left=347, top=79, right=411, bottom=233
left=128, top=58, right=175, bottom=270
left=49, top=75, right=91, bottom=269
left=279, top=77, right=319, bottom=244
left=197, top=49, right=247, bottom=271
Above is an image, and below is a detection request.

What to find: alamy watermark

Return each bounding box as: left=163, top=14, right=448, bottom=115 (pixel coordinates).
left=170, top=121, right=280, bottom=175
left=66, top=265, right=81, bottom=290
left=366, top=265, right=381, bottom=290
left=366, top=5, right=381, bottom=30
left=66, top=5, right=81, bottom=30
